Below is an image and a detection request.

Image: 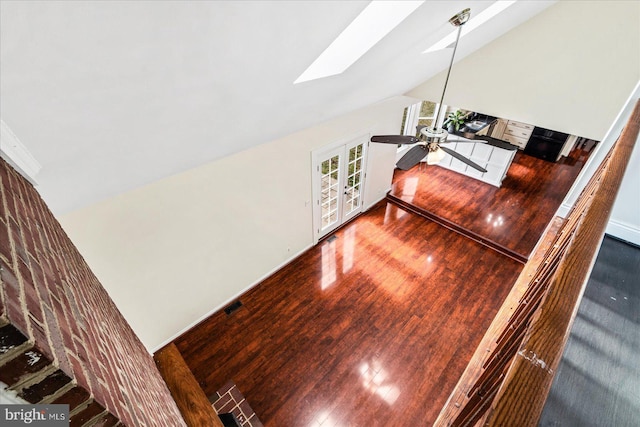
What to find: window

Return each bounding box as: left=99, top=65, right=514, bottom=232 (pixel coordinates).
left=400, top=100, right=440, bottom=136
left=320, top=154, right=341, bottom=228
left=418, top=101, right=438, bottom=129
left=345, top=144, right=365, bottom=214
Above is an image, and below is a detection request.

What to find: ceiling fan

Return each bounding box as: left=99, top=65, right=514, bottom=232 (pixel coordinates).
left=371, top=8, right=487, bottom=173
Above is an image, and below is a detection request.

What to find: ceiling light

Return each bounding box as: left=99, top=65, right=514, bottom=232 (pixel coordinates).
left=294, top=1, right=424, bottom=84
left=423, top=1, right=517, bottom=53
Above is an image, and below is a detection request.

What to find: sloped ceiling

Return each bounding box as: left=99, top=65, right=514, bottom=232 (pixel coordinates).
left=409, top=1, right=640, bottom=141
left=0, top=0, right=555, bottom=214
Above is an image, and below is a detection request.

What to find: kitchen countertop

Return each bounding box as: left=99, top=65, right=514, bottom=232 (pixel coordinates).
left=451, top=131, right=518, bottom=151
left=451, top=115, right=518, bottom=151
left=438, top=127, right=518, bottom=188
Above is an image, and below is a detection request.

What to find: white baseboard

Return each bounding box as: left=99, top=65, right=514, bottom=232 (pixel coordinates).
left=556, top=203, right=640, bottom=246
left=152, top=190, right=392, bottom=354
left=558, top=202, right=639, bottom=246
left=556, top=202, right=572, bottom=218
left=606, top=219, right=640, bottom=246
left=151, top=242, right=314, bottom=354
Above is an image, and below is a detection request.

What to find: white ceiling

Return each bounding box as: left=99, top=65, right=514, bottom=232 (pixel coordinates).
left=0, top=1, right=554, bottom=214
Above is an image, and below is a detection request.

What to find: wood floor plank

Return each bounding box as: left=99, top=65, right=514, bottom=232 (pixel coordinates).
left=176, top=203, right=522, bottom=426
left=389, top=151, right=588, bottom=260
left=174, top=150, right=589, bottom=426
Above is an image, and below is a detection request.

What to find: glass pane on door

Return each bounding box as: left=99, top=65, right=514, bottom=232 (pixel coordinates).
left=321, top=154, right=340, bottom=229
left=312, top=137, right=368, bottom=242
left=344, top=143, right=364, bottom=216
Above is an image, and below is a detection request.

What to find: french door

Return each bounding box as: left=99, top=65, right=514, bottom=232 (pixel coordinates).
left=312, top=137, right=367, bottom=242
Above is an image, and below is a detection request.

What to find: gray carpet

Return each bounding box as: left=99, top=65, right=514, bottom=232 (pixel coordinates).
left=539, top=235, right=640, bottom=427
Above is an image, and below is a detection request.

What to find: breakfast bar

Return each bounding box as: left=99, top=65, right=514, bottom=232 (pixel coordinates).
left=437, top=135, right=517, bottom=187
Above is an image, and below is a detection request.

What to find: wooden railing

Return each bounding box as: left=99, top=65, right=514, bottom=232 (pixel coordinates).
left=155, top=343, right=225, bottom=427
left=435, top=99, right=640, bottom=427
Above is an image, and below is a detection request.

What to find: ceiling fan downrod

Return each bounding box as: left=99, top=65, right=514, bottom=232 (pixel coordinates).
left=424, top=8, right=470, bottom=144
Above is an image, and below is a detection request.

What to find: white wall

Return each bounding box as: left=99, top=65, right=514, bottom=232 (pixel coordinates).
left=57, top=0, right=640, bottom=352
left=558, top=81, right=640, bottom=245
left=59, top=97, right=409, bottom=352
left=408, top=0, right=640, bottom=244
left=408, top=1, right=640, bottom=141
left=610, top=133, right=640, bottom=245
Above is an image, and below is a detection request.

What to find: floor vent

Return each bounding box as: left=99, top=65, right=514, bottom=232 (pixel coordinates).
left=224, top=300, right=243, bottom=316
left=327, top=235, right=338, bottom=242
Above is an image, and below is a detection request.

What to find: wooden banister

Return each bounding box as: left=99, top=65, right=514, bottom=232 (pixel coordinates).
left=435, top=99, right=640, bottom=426
left=487, top=100, right=640, bottom=426
left=154, top=343, right=224, bottom=427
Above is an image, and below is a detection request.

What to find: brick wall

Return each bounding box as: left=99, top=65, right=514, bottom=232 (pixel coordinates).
left=0, top=158, right=186, bottom=426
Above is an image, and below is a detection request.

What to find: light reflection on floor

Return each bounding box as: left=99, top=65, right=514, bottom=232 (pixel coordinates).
left=385, top=177, right=420, bottom=223
left=307, top=358, right=402, bottom=427
left=321, top=241, right=337, bottom=290
left=384, top=202, right=409, bottom=223
left=321, top=210, right=440, bottom=298
left=320, top=224, right=357, bottom=290
left=308, top=409, right=339, bottom=427
left=486, top=213, right=504, bottom=228
left=359, top=360, right=401, bottom=405
left=400, top=177, right=419, bottom=204
left=342, top=225, right=356, bottom=274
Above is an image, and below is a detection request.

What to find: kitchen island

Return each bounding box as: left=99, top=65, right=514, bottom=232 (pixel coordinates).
left=436, top=135, right=517, bottom=187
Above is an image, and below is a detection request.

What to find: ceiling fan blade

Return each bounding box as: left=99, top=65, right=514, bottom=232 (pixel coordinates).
left=396, top=145, right=427, bottom=170
left=439, top=145, right=488, bottom=173
left=447, top=138, right=487, bottom=144
left=371, top=135, right=420, bottom=145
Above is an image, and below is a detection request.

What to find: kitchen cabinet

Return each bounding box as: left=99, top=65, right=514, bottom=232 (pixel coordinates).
left=436, top=140, right=516, bottom=187
left=475, top=127, right=489, bottom=136
left=500, top=119, right=533, bottom=149
left=488, top=118, right=533, bottom=150
left=489, top=119, right=507, bottom=139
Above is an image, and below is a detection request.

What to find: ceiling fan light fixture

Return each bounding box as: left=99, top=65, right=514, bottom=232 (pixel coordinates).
left=426, top=146, right=446, bottom=165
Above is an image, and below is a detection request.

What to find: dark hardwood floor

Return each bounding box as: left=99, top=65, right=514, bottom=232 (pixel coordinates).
left=389, top=150, right=589, bottom=260
left=176, top=202, right=523, bottom=426
left=174, top=149, right=589, bottom=426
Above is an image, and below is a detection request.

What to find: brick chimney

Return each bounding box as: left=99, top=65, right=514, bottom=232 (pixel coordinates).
left=0, top=158, right=186, bottom=426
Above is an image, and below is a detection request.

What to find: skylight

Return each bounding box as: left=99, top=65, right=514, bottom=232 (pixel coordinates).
left=423, top=1, right=517, bottom=53
left=294, top=1, right=424, bottom=84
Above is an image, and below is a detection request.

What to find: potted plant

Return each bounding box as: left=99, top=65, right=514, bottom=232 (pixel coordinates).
left=444, top=110, right=466, bottom=132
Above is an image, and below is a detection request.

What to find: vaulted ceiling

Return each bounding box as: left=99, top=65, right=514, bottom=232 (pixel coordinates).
left=0, top=1, right=555, bottom=214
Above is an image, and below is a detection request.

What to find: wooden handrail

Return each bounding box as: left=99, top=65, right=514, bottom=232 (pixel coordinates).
left=435, top=99, right=640, bottom=426
left=154, top=343, right=224, bottom=427
left=487, top=100, right=640, bottom=426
